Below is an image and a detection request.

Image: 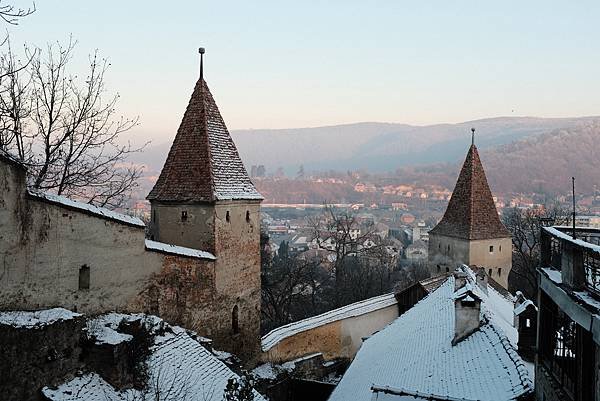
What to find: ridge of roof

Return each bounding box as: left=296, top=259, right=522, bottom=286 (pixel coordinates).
left=147, top=79, right=262, bottom=203
left=430, top=145, right=510, bottom=240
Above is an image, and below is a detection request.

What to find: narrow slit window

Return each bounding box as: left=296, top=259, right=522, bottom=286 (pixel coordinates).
left=181, top=210, right=188, bottom=222
left=489, top=245, right=494, bottom=253
left=488, top=269, right=492, bottom=277
left=226, top=211, right=231, bottom=223
left=498, top=268, right=502, bottom=276
left=232, top=305, right=239, bottom=334
left=79, top=265, right=90, bottom=290
left=246, top=210, right=250, bottom=222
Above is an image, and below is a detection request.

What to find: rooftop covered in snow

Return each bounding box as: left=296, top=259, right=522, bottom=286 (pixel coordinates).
left=42, top=313, right=265, bottom=401
left=329, top=270, right=532, bottom=401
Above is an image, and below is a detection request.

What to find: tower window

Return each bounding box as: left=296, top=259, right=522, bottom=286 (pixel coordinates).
left=181, top=210, right=188, bottom=222
left=246, top=210, right=250, bottom=222
left=499, top=245, right=502, bottom=252
left=498, top=268, right=502, bottom=276
left=232, top=305, right=239, bottom=334
left=489, top=245, right=494, bottom=253
left=488, top=269, right=492, bottom=277
left=152, top=210, right=156, bottom=222
left=226, top=211, right=231, bottom=223
left=79, top=265, right=90, bottom=290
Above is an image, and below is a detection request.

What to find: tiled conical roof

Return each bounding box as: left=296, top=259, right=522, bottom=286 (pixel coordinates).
left=430, top=145, right=510, bottom=240
left=147, top=79, right=262, bottom=203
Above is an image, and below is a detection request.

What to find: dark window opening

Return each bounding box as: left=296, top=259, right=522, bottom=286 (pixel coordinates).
left=437, top=264, right=441, bottom=272
left=79, top=265, right=90, bottom=290
left=488, top=269, right=492, bottom=277
left=445, top=267, right=449, bottom=273
left=246, top=210, right=250, bottom=222
left=499, top=245, right=502, bottom=252
left=181, top=210, right=188, bottom=222
left=152, top=210, right=156, bottom=222
left=226, top=211, right=231, bottom=223
left=232, top=305, right=239, bottom=334
left=539, top=293, right=595, bottom=400
left=489, top=245, right=494, bottom=252
left=498, top=268, right=502, bottom=276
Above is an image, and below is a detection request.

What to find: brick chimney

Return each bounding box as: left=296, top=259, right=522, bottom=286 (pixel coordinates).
left=452, top=284, right=482, bottom=345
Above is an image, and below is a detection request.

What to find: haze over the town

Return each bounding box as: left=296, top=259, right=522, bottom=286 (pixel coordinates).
left=7, top=0, right=600, bottom=143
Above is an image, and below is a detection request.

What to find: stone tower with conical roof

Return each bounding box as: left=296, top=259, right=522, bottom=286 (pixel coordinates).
left=428, top=136, right=512, bottom=288
left=147, top=52, right=262, bottom=359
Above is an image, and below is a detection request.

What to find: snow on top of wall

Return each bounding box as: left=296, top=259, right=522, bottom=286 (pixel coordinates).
left=544, top=226, right=600, bottom=255
left=261, top=292, right=398, bottom=352
left=514, top=299, right=537, bottom=316
left=43, top=314, right=266, bottom=401
left=329, top=276, right=532, bottom=401
left=541, top=267, right=563, bottom=284
left=0, top=308, right=81, bottom=328
left=28, top=190, right=145, bottom=228
left=0, top=148, right=26, bottom=169
left=145, top=239, right=215, bottom=260
left=86, top=314, right=134, bottom=345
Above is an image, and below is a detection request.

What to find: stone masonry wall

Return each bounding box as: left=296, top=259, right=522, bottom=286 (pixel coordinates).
left=214, top=201, right=262, bottom=361
left=0, top=316, right=85, bottom=401
left=0, top=158, right=219, bottom=341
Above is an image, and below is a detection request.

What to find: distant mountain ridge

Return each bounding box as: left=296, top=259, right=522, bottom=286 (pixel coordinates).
left=133, top=116, right=600, bottom=174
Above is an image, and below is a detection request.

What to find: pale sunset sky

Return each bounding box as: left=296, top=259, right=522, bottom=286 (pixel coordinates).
left=8, top=0, right=600, bottom=143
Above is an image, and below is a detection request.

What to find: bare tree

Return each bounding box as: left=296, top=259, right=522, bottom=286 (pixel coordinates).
left=503, top=204, right=568, bottom=301
left=0, top=1, right=34, bottom=25
left=310, top=205, right=387, bottom=306
left=0, top=37, right=144, bottom=208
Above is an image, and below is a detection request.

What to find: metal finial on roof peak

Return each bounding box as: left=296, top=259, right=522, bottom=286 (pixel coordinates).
left=199, top=47, right=205, bottom=80
left=471, top=128, right=475, bottom=146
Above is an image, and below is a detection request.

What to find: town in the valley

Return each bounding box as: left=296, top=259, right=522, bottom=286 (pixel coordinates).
left=1, top=3, right=600, bottom=401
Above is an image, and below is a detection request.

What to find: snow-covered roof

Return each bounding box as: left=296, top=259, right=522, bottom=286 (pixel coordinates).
left=145, top=239, right=216, bottom=260
left=329, top=274, right=532, bottom=401
left=28, top=190, right=145, bottom=228
left=43, top=313, right=265, bottom=401
left=0, top=308, right=81, bottom=328
left=544, top=226, right=600, bottom=255
left=262, top=293, right=397, bottom=352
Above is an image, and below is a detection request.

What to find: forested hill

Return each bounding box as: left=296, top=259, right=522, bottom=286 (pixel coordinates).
left=482, top=122, right=600, bottom=194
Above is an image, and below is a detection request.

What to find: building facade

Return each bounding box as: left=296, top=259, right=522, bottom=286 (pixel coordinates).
left=0, top=64, right=262, bottom=361
left=428, top=142, right=512, bottom=288
left=536, top=226, right=600, bottom=401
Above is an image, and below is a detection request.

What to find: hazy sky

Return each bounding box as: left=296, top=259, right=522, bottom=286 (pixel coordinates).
left=8, top=1, right=600, bottom=143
